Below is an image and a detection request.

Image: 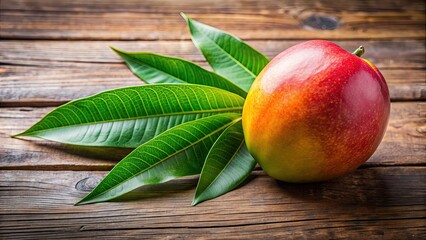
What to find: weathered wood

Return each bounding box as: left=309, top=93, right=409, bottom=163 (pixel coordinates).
left=0, top=107, right=130, bottom=170
left=0, top=65, right=423, bottom=105
left=0, top=62, right=141, bottom=107
left=1, top=40, right=424, bottom=68
left=0, top=40, right=424, bottom=105
left=1, top=102, right=424, bottom=170
left=0, top=168, right=425, bottom=239
left=1, top=0, right=425, bottom=40
left=3, top=0, right=424, bottom=13
left=0, top=1, right=425, bottom=239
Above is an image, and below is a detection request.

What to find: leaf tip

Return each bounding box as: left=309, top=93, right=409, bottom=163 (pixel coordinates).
left=10, top=133, right=21, bottom=138
left=11, top=131, right=27, bottom=138
left=192, top=194, right=206, bottom=206
left=110, top=46, right=125, bottom=55
left=74, top=198, right=90, bottom=206
left=180, top=12, right=189, bottom=22
left=110, top=46, right=131, bottom=63
left=191, top=198, right=199, bottom=206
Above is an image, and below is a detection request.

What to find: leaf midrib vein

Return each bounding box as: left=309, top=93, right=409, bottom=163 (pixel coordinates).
left=196, top=126, right=245, bottom=201
left=194, top=30, right=256, bottom=79
left=125, top=53, right=247, bottom=96
left=23, top=107, right=243, bottom=136
left=85, top=116, right=242, bottom=203
left=125, top=55, right=187, bottom=84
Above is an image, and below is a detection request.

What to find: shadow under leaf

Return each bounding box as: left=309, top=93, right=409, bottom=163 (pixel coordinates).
left=111, top=176, right=199, bottom=202
left=20, top=137, right=134, bottom=162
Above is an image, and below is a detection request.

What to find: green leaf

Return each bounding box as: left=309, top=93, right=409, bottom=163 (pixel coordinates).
left=192, top=119, right=256, bottom=205
left=111, top=48, right=247, bottom=98
left=76, top=113, right=241, bottom=205
left=181, top=12, right=269, bottom=92
left=15, top=84, right=244, bottom=148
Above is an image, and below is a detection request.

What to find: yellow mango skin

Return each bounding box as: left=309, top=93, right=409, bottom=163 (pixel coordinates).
left=242, top=40, right=390, bottom=183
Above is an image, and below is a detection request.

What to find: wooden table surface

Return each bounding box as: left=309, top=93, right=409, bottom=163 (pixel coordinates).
left=1, top=0, right=425, bottom=239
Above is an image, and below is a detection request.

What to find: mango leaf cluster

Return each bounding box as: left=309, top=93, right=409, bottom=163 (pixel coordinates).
left=16, top=13, right=269, bottom=206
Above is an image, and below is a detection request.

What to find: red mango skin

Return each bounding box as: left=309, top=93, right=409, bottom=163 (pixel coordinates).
left=242, top=40, right=390, bottom=183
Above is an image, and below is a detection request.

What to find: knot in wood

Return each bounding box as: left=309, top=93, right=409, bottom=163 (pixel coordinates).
left=301, top=15, right=340, bottom=30
left=75, top=176, right=101, bottom=192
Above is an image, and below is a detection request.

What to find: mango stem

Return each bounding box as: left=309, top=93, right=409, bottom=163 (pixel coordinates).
left=352, top=46, right=365, bottom=57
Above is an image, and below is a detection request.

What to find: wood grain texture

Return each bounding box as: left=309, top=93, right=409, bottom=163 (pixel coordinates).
left=1, top=40, right=424, bottom=68
left=0, top=0, right=425, bottom=238
left=1, top=0, right=425, bottom=40
left=1, top=40, right=424, bottom=106
left=1, top=65, right=422, bottom=105
left=0, top=107, right=130, bottom=170
left=1, top=102, right=424, bottom=170
left=0, top=168, right=425, bottom=239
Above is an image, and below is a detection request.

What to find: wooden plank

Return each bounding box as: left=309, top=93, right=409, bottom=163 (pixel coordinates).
left=0, top=62, right=141, bottom=107
left=1, top=40, right=424, bottom=68
left=2, top=65, right=422, bottom=105
left=0, top=167, right=425, bottom=239
left=1, top=0, right=425, bottom=40
left=0, top=107, right=131, bottom=170
left=1, top=102, right=424, bottom=170
left=0, top=40, right=424, bottom=105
